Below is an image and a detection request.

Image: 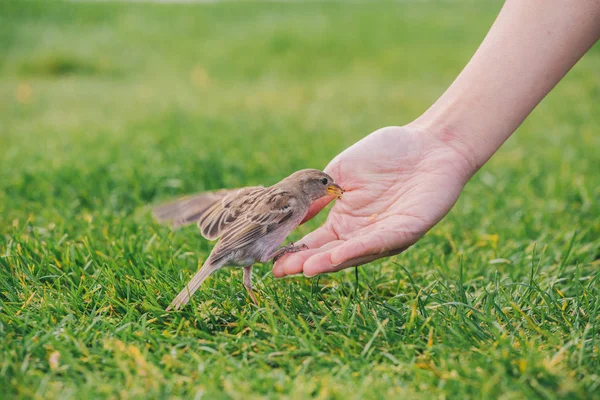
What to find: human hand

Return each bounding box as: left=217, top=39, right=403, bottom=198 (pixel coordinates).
left=274, top=0, right=600, bottom=278
left=272, top=125, right=475, bottom=277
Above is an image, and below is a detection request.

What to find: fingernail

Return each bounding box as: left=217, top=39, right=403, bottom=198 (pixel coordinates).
left=303, top=272, right=316, bottom=278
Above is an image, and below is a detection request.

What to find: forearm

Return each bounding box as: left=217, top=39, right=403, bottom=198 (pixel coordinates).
left=412, top=0, right=600, bottom=172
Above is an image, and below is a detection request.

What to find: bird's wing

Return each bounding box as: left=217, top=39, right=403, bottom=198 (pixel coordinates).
left=197, top=186, right=266, bottom=240
left=207, top=190, right=298, bottom=264
left=152, top=189, right=235, bottom=229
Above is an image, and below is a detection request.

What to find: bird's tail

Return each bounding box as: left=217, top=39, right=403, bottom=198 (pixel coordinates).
left=153, top=190, right=231, bottom=228
left=166, top=262, right=221, bottom=311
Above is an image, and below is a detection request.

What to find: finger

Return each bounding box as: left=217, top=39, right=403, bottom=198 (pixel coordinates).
left=272, top=227, right=337, bottom=277
left=330, top=230, right=409, bottom=266
left=296, top=226, right=338, bottom=249
left=302, top=250, right=339, bottom=277
left=303, top=231, right=409, bottom=277
left=300, top=196, right=334, bottom=224
left=272, top=240, right=342, bottom=278
left=304, top=253, right=388, bottom=277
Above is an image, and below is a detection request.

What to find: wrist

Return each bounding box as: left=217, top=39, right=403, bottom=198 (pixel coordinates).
left=406, top=114, right=484, bottom=182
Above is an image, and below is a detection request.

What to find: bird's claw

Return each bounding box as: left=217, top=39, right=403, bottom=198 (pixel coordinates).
left=272, top=242, right=309, bottom=262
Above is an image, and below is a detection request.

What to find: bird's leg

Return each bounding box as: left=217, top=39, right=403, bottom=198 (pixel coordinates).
left=270, top=242, right=309, bottom=262
left=243, top=265, right=259, bottom=305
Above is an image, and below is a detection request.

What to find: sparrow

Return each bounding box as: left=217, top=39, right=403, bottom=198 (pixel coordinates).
left=153, top=169, right=344, bottom=311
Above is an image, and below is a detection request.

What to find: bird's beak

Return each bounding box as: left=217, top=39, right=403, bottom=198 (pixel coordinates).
left=326, top=183, right=345, bottom=199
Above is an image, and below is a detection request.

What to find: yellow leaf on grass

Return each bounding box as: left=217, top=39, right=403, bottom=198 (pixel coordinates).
left=49, top=351, right=60, bottom=370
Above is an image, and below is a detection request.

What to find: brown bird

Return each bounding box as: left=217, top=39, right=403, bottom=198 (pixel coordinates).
left=153, top=169, right=344, bottom=311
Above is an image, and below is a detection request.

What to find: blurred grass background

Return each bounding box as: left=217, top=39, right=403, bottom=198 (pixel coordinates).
left=1, top=1, right=599, bottom=399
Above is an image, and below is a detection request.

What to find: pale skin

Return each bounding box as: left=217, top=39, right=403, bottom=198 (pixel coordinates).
left=273, top=0, right=600, bottom=278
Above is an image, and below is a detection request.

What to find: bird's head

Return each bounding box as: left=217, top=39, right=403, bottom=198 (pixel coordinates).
left=286, top=169, right=344, bottom=203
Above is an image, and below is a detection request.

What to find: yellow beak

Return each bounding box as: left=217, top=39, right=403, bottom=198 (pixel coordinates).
left=326, top=183, right=345, bottom=199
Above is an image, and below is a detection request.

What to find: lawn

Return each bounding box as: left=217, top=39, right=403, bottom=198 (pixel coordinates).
left=1, top=1, right=599, bottom=399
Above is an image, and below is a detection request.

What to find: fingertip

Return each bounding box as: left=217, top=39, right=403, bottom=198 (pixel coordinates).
left=281, top=254, right=306, bottom=276
left=330, top=246, right=345, bottom=267
left=272, top=263, right=284, bottom=278
left=329, top=242, right=357, bottom=267
left=272, top=252, right=307, bottom=277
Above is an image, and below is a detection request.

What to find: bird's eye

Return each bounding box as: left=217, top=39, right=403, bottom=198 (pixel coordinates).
left=321, top=178, right=328, bottom=185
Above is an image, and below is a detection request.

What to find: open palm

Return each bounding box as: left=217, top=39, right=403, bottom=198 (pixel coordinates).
left=273, top=126, right=473, bottom=277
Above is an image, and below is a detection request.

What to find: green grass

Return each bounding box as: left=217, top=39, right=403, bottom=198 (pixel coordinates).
left=1, top=1, right=599, bottom=398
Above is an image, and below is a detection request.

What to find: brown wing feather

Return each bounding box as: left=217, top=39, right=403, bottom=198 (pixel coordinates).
left=197, top=186, right=265, bottom=240
left=207, top=190, right=298, bottom=264
left=152, top=189, right=234, bottom=228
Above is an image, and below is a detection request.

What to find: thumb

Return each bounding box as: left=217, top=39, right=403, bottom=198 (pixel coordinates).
left=301, top=195, right=334, bottom=224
